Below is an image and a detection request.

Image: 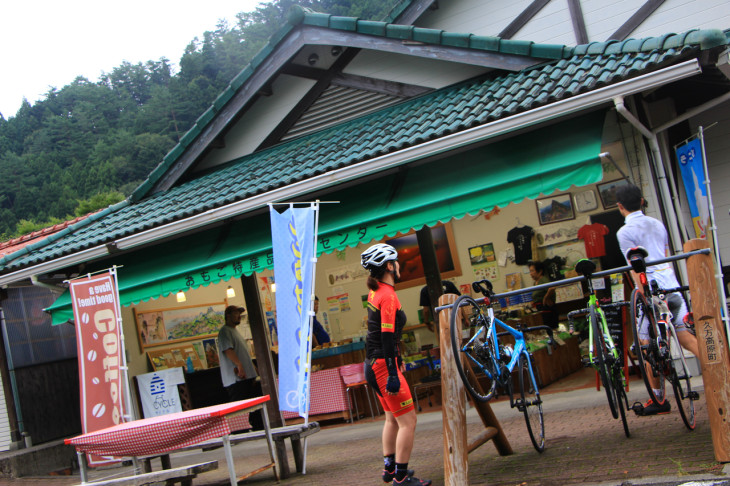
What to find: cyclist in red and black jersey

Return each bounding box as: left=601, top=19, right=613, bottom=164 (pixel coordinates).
left=361, top=243, right=431, bottom=486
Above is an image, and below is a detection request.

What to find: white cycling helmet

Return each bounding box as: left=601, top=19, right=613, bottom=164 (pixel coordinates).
left=361, top=243, right=398, bottom=269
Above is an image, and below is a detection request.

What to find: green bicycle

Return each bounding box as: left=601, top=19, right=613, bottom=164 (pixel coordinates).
left=568, top=259, right=630, bottom=437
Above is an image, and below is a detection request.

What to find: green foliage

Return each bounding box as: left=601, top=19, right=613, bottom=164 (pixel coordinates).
left=0, top=0, right=398, bottom=241
left=74, top=191, right=126, bottom=217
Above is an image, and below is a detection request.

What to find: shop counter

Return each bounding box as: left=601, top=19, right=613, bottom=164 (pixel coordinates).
left=311, top=340, right=366, bottom=369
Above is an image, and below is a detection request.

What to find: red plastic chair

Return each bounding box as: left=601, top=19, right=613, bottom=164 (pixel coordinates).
left=339, top=363, right=380, bottom=422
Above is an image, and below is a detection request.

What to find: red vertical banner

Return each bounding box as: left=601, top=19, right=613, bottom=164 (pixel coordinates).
left=70, top=272, right=124, bottom=466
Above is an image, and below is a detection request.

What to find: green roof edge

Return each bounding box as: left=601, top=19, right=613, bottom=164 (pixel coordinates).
left=0, top=200, right=131, bottom=270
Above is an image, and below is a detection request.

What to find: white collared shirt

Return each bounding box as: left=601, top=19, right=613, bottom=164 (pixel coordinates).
left=616, top=211, right=680, bottom=290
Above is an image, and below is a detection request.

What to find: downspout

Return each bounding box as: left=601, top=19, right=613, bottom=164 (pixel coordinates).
left=613, top=96, right=686, bottom=257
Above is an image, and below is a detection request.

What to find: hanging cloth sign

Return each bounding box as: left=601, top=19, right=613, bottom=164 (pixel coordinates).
left=136, top=368, right=185, bottom=418
left=270, top=205, right=315, bottom=417
left=69, top=271, right=125, bottom=466
left=676, top=138, right=709, bottom=238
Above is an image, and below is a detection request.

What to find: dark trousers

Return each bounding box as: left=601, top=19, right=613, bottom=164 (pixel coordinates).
left=536, top=304, right=559, bottom=329
left=225, top=378, right=265, bottom=431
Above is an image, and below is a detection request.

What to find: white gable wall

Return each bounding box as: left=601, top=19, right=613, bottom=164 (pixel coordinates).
left=415, top=0, right=534, bottom=38
left=415, top=0, right=730, bottom=45
left=628, top=0, right=730, bottom=39
left=0, top=375, right=11, bottom=451
left=689, top=101, right=730, bottom=266
left=509, top=0, right=577, bottom=45
left=194, top=75, right=316, bottom=173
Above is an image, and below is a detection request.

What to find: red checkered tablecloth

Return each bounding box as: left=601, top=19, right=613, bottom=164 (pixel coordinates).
left=65, top=396, right=269, bottom=457
left=281, top=367, right=349, bottom=419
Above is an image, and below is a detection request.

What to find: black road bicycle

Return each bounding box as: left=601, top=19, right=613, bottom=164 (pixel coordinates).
left=626, top=247, right=699, bottom=430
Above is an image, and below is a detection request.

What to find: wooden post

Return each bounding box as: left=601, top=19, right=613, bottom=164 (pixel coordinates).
left=240, top=274, right=291, bottom=478
left=439, top=293, right=469, bottom=485
left=417, top=226, right=444, bottom=345
left=683, top=239, right=730, bottom=462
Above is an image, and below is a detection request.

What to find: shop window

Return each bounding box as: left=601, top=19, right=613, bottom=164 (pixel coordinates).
left=1, top=287, right=76, bottom=368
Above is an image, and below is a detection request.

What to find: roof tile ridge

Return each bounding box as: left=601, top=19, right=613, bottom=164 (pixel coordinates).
left=567, top=29, right=728, bottom=59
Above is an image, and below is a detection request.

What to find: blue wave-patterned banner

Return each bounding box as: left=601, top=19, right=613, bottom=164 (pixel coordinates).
left=270, top=206, right=315, bottom=416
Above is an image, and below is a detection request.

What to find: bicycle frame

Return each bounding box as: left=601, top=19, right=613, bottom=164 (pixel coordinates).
left=462, top=305, right=539, bottom=400
left=585, top=293, right=621, bottom=365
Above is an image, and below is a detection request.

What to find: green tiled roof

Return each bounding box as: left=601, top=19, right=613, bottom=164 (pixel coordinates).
left=0, top=26, right=727, bottom=274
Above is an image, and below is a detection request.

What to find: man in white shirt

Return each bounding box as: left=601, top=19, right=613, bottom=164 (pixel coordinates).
left=616, top=183, right=699, bottom=416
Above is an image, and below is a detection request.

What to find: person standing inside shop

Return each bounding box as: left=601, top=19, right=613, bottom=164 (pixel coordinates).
left=615, top=182, right=699, bottom=415
left=312, top=296, right=331, bottom=346
left=419, top=280, right=460, bottom=332
left=528, top=261, right=558, bottom=328
left=217, top=305, right=264, bottom=430
left=361, top=243, right=431, bottom=486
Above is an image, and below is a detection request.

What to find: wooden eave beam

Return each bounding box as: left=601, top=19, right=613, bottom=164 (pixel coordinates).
left=281, top=64, right=431, bottom=98
left=499, top=0, right=552, bottom=39
left=301, top=27, right=544, bottom=72
left=331, top=73, right=431, bottom=98
left=567, top=0, right=589, bottom=44
left=609, top=0, right=665, bottom=41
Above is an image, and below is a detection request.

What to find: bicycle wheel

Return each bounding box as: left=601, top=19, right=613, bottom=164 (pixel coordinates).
left=518, top=353, right=545, bottom=453
left=629, top=289, right=665, bottom=404
left=449, top=295, right=497, bottom=402
left=590, top=307, right=618, bottom=419
left=667, top=329, right=696, bottom=430
left=611, top=363, right=630, bottom=437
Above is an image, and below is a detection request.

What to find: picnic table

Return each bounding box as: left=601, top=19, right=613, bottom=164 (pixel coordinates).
left=66, top=396, right=276, bottom=485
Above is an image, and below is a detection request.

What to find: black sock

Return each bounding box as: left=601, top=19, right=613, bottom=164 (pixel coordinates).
left=384, top=454, right=395, bottom=472
left=395, top=462, right=409, bottom=481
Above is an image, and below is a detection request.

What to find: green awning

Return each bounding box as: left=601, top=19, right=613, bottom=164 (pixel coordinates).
left=49, top=111, right=605, bottom=324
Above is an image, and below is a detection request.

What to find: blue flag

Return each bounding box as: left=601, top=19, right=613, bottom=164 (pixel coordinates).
left=676, top=138, right=709, bottom=238
left=270, top=206, right=315, bottom=416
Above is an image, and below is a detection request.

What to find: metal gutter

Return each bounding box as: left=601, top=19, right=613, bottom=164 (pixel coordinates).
left=0, top=59, right=702, bottom=287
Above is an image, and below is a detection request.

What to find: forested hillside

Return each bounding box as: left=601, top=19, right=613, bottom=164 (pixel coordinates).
left=0, top=0, right=398, bottom=239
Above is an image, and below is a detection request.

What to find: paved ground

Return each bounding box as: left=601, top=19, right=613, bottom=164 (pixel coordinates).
left=3, top=368, right=727, bottom=485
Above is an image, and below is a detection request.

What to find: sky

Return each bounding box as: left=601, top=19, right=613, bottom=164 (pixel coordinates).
left=0, top=0, right=265, bottom=118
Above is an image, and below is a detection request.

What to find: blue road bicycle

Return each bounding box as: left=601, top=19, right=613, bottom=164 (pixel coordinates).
left=450, top=280, right=556, bottom=453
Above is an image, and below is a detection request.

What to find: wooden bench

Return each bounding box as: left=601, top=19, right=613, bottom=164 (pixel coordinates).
left=77, top=460, right=218, bottom=486
left=144, top=422, right=320, bottom=477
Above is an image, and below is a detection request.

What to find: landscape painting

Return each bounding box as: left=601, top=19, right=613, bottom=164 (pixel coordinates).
left=136, top=302, right=225, bottom=349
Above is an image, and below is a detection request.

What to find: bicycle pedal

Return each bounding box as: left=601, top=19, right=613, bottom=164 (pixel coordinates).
left=688, top=391, right=700, bottom=400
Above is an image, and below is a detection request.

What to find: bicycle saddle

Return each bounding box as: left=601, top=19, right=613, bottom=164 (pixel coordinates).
left=472, top=279, right=494, bottom=297
left=574, top=258, right=596, bottom=277
left=626, top=246, right=649, bottom=273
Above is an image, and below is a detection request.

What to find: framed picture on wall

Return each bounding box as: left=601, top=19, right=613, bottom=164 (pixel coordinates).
left=136, top=302, right=226, bottom=350
left=536, top=193, right=575, bottom=225
left=597, top=179, right=631, bottom=209
left=384, top=222, right=462, bottom=290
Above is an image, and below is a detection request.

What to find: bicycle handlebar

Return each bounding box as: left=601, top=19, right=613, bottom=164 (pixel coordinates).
left=435, top=248, right=710, bottom=313
left=651, top=285, right=690, bottom=296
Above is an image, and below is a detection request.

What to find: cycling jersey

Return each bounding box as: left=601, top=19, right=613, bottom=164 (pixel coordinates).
left=365, top=282, right=407, bottom=360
